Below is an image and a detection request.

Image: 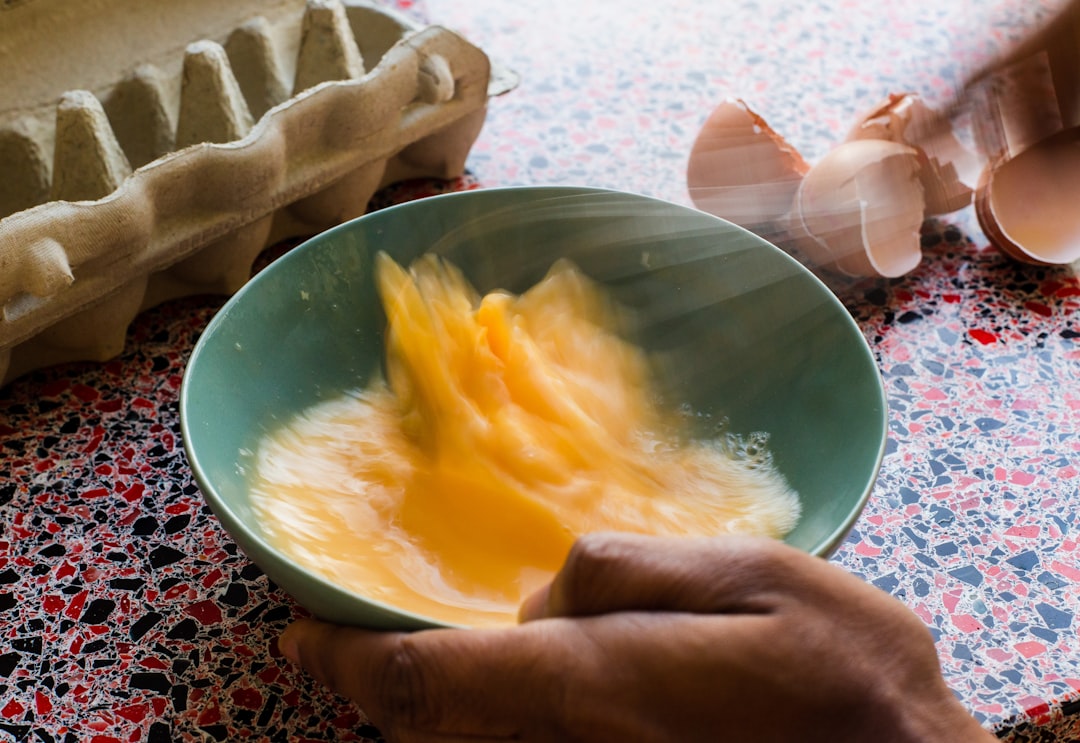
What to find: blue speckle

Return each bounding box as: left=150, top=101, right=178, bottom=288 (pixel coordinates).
left=873, top=574, right=899, bottom=593
left=915, top=553, right=940, bottom=568
left=899, top=486, right=921, bottom=504
left=1037, top=571, right=1067, bottom=590
left=949, top=565, right=983, bottom=587
left=935, top=541, right=958, bottom=556
left=974, top=417, right=1006, bottom=432
left=1007, top=551, right=1039, bottom=571
left=1030, top=626, right=1058, bottom=643
left=953, top=644, right=973, bottom=660
left=930, top=506, right=955, bottom=525
left=1035, top=602, right=1073, bottom=629
left=903, top=527, right=927, bottom=550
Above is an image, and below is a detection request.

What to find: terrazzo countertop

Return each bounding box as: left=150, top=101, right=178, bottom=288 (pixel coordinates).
left=2, top=0, right=1079, bottom=740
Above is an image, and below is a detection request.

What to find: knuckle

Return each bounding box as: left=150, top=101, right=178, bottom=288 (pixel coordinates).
left=372, top=635, right=444, bottom=731
left=560, top=533, right=635, bottom=594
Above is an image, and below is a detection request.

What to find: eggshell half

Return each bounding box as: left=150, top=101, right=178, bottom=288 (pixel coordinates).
left=975, top=125, right=1080, bottom=265
left=791, top=139, right=925, bottom=278
left=846, top=92, right=978, bottom=216
left=687, top=99, right=809, bottom=230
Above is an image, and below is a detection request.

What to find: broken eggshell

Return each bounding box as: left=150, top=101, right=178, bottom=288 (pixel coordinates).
left=787, top=139, right=926, bottom=278
left=975, top=125, right=1080, bottom=266
left=845, top=92, right=979, bottom=216
left=687, top=98, right=809, bottom=233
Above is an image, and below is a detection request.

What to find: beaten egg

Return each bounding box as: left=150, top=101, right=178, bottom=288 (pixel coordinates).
left=249, top=253, right=800, bottom=627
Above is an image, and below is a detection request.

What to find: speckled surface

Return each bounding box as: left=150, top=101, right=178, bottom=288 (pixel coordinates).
left=2, top=0, right=1078, bottom=740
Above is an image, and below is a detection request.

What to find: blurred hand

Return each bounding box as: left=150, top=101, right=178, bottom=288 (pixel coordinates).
left=278, top=533, right=993, bottom=743
left=958, top=0, right=1080, bottom=158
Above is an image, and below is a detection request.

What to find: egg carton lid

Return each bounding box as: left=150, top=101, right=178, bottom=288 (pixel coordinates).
left=0, top=0, right=515, bottom=385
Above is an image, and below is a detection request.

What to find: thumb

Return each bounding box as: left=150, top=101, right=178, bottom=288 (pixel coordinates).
left=519, top=532, right=801, bottom=621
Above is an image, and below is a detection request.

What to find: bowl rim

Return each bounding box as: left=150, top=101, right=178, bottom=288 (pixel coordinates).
left=180, top=184, right=888, bottom=628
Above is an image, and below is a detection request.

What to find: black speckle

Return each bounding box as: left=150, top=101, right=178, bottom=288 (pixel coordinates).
left=163, top=515, right=191, bottom=535
left=130, top=612, right=163, bottom=641
left=130, top=671, right=172, bottom=694
left=220, top=583, right=248, bottom=608
left=0, top=594, right=15, bottom=613
left=38, top=544, right=66, bottom=559
left=149, top=546, right=187, bottom=568
left=133, top=516, right=159, bottom=536
left=167, top=618, right=199, bottom=641
left=0, top=653, right=19, bottom=677
left=11, top=636, right=41, bottom=655
left=80, top=598, right=116, bottom=624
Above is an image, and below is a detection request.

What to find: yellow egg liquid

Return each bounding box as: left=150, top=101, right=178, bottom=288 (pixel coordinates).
left=249, top=254, right=800, bottom=627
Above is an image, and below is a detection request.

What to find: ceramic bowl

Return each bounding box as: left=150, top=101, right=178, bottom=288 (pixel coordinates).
left=180, top=186, right=887, bottom=629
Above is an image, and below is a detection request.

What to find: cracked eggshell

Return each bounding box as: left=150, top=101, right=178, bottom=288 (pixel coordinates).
left=846, top=92, right=978, bottom=216
left=687, top=98, right=809, bottom=231
left=975, top=125, right=1080, bottom=266
left=789, top=139, right=925, bottom=278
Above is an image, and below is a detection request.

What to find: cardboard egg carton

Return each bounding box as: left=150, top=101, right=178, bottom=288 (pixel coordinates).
left=0, top=0, right=505, bottom=386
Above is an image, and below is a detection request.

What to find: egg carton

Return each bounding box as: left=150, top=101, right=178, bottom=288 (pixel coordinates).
left=0, top=0, right=509, bottom=386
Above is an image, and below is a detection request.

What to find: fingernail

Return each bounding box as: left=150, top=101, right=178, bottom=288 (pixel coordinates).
left=518, top=585, right=551, bottom=623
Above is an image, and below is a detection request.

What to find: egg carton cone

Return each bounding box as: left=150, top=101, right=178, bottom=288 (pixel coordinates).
left=0, top=0, right=513, bottom=386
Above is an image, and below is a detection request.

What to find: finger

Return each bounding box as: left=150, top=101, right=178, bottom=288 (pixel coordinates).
left=522, top=532, right=816, bottom=620
left=279, top=617, right=585, bottom=740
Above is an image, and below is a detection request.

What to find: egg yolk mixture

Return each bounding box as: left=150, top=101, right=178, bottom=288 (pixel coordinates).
left=250, top=253, right=800, bottom=626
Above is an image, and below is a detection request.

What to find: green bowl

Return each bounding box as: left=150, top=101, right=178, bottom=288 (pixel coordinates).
left=180, top=186, right=887, bottom=630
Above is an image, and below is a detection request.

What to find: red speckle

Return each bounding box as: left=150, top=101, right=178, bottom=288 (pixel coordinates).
left=96, top=398, right=124, bottom=413
left=1024, top=301, right=1052, bottom=317
left=116, top=703, right=148, bottom=723
left=56, top=561, right=77, bottom=580
left=2, top=699, right=25, bottom=718
left=1005, top=525, right=1040, bottom=538
left=82, top=432, right=105, bottom=454
left=164, top=583, right=191, bottom=601
left=34, top=691, right=52, bottom=715
left=132, top=397, right=156, bottom=409
left=65, top=590, right=88, bottom=620
left=90, top=736, right=121, bottom=743
left=1051, top=560, right=1080, bottom=582
left=1010, top=471, right=1036, bottom=486
left=332, top=710, right=362, bottom=728
left=202, top=568, right=223, bottom=589
left=258, top=666, right=281, bottom=685
left=186, top=600, right=223, bottom=626
left=854, top=541, right=881, bottom=557
left=231, top=687, right=264, bottom=710
left=968, top=329, right=997, bottom=345
left=82, top=487, right=110, bottom=500
left=1015, top=641, right=1047, bottom=658
left=951, top=614, right=982, bottom=633
left=43, top=595, right=65, bottom=614
left=139, top=657, right=169, bottom=670
left=198, top=704, right=222, bottom=726
left=72, top=384, right=99, bottom=402
left=120, top=483, right=145, bottom=504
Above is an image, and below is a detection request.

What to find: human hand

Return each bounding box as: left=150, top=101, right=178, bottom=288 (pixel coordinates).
left=278, top=533, right=994, bottom=743
left=954, top=0, right=1080, bottom=159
